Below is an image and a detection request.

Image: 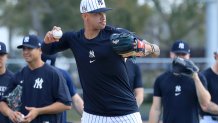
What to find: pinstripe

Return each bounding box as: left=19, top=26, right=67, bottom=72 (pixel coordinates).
left=93, top=0, right=98, bottom=10
left=82, top=111, right=142, bottom=123
left=89, top=0, right=95, bottom=12
left=125, top=114, right=132, bottom=123
left=87, top=0, right=93, bottom=12
left=115, top=116, right=120, bottom=123
left=129, top=113, right=135, bottom=123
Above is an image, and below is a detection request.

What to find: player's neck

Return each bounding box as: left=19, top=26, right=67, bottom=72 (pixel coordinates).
left=0, top=66, right=6, bottom=75
left=212, top=62, right=218, bottom=75
left=28, top=60, right=44, bottom=70
left=84, top=28, right=100, bottom=40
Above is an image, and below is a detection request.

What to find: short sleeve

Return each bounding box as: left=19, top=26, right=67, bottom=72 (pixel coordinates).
left=153, top=76, right=162, bottom=97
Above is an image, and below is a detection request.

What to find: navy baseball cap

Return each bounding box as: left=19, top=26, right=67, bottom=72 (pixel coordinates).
left=17, top=35, right=42, bottom=49
left=41, top=54, right=57, bottom=66
left=0, top=42, right=7, bottom=54
left=171, top=40, right=190, bottom=54
left=80, top=0, right=112, bottom=13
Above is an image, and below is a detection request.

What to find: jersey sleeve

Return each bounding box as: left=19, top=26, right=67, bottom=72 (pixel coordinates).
left=58, top=69, right=77, bottom=97
left=41, top=32, right=72, bottom=55
left=53, top=69, right=72, bottom=106
left=198, top=72, right=208, bottom=89
left=153, top=76, right=162, bottom=97
left=133, top=63, right=143, bottom=89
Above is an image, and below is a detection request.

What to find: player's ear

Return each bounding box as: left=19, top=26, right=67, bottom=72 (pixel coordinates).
left=170, top=52, right=175, bottom=59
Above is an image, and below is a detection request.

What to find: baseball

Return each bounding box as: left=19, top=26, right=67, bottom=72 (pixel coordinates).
left=52, top=29, right=63, bottom=39
left=17, top=114, right=25, bottom=122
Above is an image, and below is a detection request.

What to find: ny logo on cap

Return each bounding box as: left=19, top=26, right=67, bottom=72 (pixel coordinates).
left=82, top=6, right=87, bottom=12
left=24, top=37, right=30, bottom=43
left=97, top=0, right=103, bottom=5
left=178, top=43, right=185, bottom=49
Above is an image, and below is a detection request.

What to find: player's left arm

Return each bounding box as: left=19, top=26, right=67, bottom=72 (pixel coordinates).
left=110, top=32, right=160, bottom=58
left=133, top=63, right=144, bottom=107
left=134, top=88, right=144, bottom=107
left=72, top=93, right=84, bottom=115
left=193, top=73, right=211, bottom=111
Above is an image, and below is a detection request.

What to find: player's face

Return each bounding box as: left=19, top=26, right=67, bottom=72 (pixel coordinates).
left=170, top=52, right=190, bottom=59
left=215, top=52, right=218, bottom=63
left=0, top=54, right=7, bottom=68
left=87, top=12, right=106, bottom=30
left=22, top=47, right=41, bottom=63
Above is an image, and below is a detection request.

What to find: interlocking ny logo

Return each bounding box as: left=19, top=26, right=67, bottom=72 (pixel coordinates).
left=33, top=78, right=43, bottom=89
left=97, top=0, right=103, bottom=5
left=89, top=50, right=95, bottom=58
left=82, top=6, right=87, bottom=12
left=178, top=43, right=185, bottom=49
left=24, top=37, right=30, bottom=43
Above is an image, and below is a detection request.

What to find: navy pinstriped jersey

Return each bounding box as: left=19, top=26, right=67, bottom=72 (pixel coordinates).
left=125, top=59, right=143, bottom=91
left=42, top=25, right=138, bottom=116
left=201, top=68, right=218, bottom=116
left=58, top=68, right=77, bottom=123
left=2, top=64, right=72, bottom=123
left=0, top=69, right=14, bottom=123
left=153, top=70, right=207, bottom=123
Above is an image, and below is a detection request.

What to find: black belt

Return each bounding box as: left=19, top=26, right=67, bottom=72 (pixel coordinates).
left=212, top=116, right=218, bottom=121
left=202, top=116, right=218, bottom=121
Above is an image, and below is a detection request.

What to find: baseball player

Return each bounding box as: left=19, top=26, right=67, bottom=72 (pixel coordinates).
left=200, top=49, right=218, bottom=123
left=0, top=42, right=14, bottom=123
left=149, top=40, right=211, bottom=123
left=41, top=0, right=160, bottom=122
left=41, top=53, right=84, bottom=123
left=0, top=35, right=72, bottom=123
left=125, top=59, right=144, bottom=107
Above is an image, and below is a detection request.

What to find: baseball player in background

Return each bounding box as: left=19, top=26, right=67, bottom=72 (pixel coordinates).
left=41, top=53, right=84, bottom=123
left=42, top=0, right=160, bottom=122
left=0, top=42, right=14, bottom=123
left=126, top=58, right=144, bottom=107
left=0, top=35, right=72, bottom=123
left=200, top=48, right=218, bottom=123
left=149, top=40, right=211, bottom=123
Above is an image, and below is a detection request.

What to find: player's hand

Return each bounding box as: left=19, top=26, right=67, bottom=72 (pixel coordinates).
left=6, top=110, right=18, bottom=123
left=22, top=106, right=39, bottom=123
left=142, top=40, right=160, bottom=57
left=44, top=26, right=62, bottom=44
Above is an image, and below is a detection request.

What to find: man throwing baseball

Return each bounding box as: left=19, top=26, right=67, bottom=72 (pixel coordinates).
left=42, top=0, right=160, bottom=123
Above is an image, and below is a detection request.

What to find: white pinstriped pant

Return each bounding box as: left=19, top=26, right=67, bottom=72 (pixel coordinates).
left=200, top=116, right=218, bottom=123
left=81, top=111, right=142, bottom=123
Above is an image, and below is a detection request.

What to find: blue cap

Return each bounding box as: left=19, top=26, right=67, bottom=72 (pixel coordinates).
left=0, top=42, right=7, bottom=54
left=41, top=54, right=57, bottom=66
left=171, top=40, right=190, bottom=54
left=17, top=35, right=42, bottom=49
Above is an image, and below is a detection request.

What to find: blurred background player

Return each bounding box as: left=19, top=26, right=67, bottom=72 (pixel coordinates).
left=200, top=48, right=218, bottom=123
left=0, top=35, right=72, bottom=123
left=149, top=40, right=211, bottom=123
left=41, top=53, right=84, bottom=123
left=125, top=58, right=144, bottom=107
left=0, top=42, right=14, bottom=123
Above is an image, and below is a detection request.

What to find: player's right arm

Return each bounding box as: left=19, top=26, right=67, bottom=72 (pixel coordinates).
left=149, top=96, right=162, bottom=123
left=42, top=26, right=70, bottom=55
left=0, top=101, right=23, bottom=122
